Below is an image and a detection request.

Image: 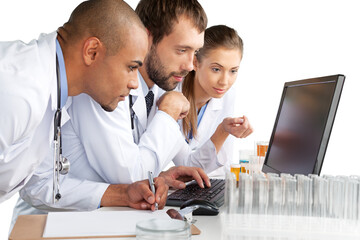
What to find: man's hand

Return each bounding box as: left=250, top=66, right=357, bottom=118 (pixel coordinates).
left=157, top=91, right=190, bottom=120
left=100, top=177, right=168, bottom=211
left=159, top=166, right=211, bottom=189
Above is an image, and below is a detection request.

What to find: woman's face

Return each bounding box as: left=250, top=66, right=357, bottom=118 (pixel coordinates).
left=195, top=47, right=242, bottom=98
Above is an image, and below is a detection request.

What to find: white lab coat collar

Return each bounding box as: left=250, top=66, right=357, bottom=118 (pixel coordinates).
left=205, top=96, right=223, bottom=111
left=190, top=97, right=224, bottom=148
left=129, top=72, right=152, bottom=130
left=61, top=97, right=72, bottom=126
left=44, top=32, right=58, bottom=112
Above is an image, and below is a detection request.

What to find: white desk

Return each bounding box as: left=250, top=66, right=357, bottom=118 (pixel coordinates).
left=11, top=206, right=360, bottom=239
left=9, top=207, right=222, bottom=240
left=97, top=206, right=223, bottom=240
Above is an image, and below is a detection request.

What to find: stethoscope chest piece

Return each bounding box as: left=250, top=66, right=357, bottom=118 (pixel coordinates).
left=57, top=156, right=70, bottom=175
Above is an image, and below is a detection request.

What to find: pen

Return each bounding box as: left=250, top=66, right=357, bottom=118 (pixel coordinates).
left=148, top=171, right=158, bottom=210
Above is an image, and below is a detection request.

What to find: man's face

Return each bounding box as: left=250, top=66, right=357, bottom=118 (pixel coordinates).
left=145, top=16, right=204, bottom=91
left=88, top=27, right=148, bottom=112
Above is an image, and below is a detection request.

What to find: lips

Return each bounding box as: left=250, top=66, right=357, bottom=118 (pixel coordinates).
left=213, top=87, right=226, bottom=94
left=173, top=75, right=184, bottom=82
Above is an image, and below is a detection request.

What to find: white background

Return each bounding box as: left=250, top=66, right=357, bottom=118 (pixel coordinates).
left=1, top=0, right=359, bottom=237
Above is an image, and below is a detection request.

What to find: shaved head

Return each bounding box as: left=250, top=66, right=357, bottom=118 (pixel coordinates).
left=57, top=0, right=148, bottom=105
left=60, top=0, right=145, bottom=55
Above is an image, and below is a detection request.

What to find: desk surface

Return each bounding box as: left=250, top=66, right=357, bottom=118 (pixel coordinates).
left=12, top=206, right=360, bottom=240
left=9, top=206, right=223, bottom=240
left=98, top=206, right=223, bottom=240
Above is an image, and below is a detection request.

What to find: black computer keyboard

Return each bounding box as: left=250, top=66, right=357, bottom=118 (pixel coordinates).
left=166, top=178, right=225, bottom=207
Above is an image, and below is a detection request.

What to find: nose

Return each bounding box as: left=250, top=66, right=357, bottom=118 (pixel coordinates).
left=128, top=75, right=139, bottom=90
left=218, top=73, right=229, bottom=87
left=181, top=52, right=195, bottom=72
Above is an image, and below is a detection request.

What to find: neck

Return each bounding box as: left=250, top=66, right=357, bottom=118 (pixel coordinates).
left=193, top=75, right=211, bottom=110
left=139, top=66, right=155, bottom=90
left=57, top=28, right=83, bottom=97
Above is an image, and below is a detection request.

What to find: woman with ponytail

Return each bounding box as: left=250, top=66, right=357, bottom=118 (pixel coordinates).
left=173, top=25, right=253, bottom=176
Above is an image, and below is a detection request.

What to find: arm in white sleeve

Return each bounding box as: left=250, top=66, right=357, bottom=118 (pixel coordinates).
left=69, top=94, right=184, bottom=183
left=20, top=170, right=109, bottom=211
left=19, top=122, right=110, bottom=211
left=172, top=87, right=236, bottom=174
left=172, top=136, right=234, bottom=174
left=0, top=94, right=46, bottom=203
left=0, top=96, right=29, bottom=201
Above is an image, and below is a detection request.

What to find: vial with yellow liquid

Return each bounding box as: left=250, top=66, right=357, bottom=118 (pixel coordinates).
left=230, top=163, right=241, bottom=181
left=230, top=160, right=250, bottom=181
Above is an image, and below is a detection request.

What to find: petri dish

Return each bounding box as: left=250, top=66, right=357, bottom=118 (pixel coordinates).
left=136, top=218, right=191, bottom=240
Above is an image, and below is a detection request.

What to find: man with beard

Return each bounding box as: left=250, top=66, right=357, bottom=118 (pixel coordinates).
left=10, top=0, right=210, bottom=229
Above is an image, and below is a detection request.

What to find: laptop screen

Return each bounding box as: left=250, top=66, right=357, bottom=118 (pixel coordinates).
left=262, top=75, right=345, bottom=175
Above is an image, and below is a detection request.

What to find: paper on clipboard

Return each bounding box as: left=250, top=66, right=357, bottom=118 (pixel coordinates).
left=43, top=210, right=170, bottom=238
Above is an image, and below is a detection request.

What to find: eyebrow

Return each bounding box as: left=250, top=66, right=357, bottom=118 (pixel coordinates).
left=132, top=60, right=143, bottom=67
left=176, top=45, right=195, bottom=51
left=211, top=62, right=240, bottom=69
left=211, top=62, right=223, bottom=68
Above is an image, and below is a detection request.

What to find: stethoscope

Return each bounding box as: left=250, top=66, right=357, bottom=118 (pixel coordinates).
left=52, top=55, right=70, bottom=203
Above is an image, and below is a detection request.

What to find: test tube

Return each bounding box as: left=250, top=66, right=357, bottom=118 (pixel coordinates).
left=323, top=175, right=335, bottom=218
left=252, top=174, right=268, bottom=214
left=312, top=176, right=328, bottom=218
left=224, top=170, right=237, bottom=214
left=249, top=155, right=258, bottom=175
left=296, top=175, right=312, bottom=216
left=281, top=175, right=296, bottom=216
left=328, top=176, right=345, bottom=219
left=267, top=176, right=282, bottom=215
left=280, top=173, right=293, bottom=179
left=238, top=173, right=253, bottom=214
left=350, top=176, right=360, bottom=221
left=266, top=173, right=279, bottom=178
left=344, top=178, right=359, bottom=220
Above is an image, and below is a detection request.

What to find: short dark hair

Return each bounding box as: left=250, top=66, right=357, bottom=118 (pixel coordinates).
left=135, top=0, right=207, bottom=45
left=65, top=0, right=144, bottom=56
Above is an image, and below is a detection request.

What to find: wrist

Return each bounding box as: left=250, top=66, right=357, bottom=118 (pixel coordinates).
left=158, top=171, right=165, bottom=178
left=100, top=184, right=130, bottom=207
left=159, top=107, right=180, bottom=120
left=210, top=122, right=230, bottom=153
left=219, top=121, right=230, bottom=137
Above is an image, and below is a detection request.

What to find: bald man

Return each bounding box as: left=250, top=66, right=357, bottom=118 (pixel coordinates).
left=0, top=0, right=168, bottom=212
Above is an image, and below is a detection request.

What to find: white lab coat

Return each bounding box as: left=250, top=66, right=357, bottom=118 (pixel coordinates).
left=0, top=32, right=61, bottom=203
left=15, top=96, right=109, bottom=212
left=172, top=85, right=236, bottom=176
left=62, top=73, right=185, bottom=183
left=16, top=73, right=185, bottom=214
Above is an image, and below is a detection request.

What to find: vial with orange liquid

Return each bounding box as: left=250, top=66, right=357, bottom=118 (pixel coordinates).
left=256, top=141, right=269, bottom=157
